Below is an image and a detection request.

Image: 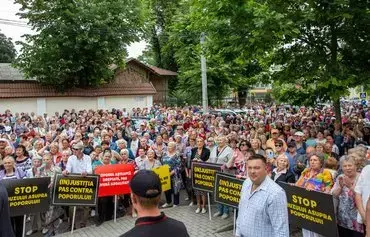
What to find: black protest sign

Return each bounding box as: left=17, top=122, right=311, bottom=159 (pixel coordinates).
left=280, top=182, right=338, bottom=237
left=1, top=177, right=51, bottom=217
left=192, top=162, right=222, bottom=192
left=214, top=173, right=244, bottom=208
left=52, top=174, right=99, bottom=206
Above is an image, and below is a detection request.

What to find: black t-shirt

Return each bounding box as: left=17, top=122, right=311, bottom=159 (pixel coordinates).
left=120, top=213, right=189, bottom=237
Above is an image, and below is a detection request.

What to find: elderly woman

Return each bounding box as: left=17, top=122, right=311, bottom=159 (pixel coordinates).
left=210, top=136, right=233, bottom=219
left=161, top=141, right=182, bottom=208
left=251, top=138, right=264, bottom=156
left=0, top=156, right=26, bottom=237
left=25, top=156, right=42, bottom=178
left=15, top=145, right=32, bottom=173
left=94, top=149, right=114, bottom=226
left=271, top=154, right=295, bottom=184
left=38, top=153, right=64, bottom=236
left=141, top=149, right=161, bottom=170
left=191, top=137, right=210, bottom=214
left=25, top=155, right=44, bottom=236
left=115, top=139, right=135, bottom=160
left=118, top=149, right=136, bottom=218
left=226, top=140, right=250, bottom=175
left=331, top=157, right=363, bottom=237
left=152, top=135, right=167, bottom=161
left=296, top=152, right=334, bottom=237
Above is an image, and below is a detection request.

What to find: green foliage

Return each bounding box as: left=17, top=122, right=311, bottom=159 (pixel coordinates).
left=0, top=31, right=16, bottom=63
left=14, top=0, right=143, bottom=90
left=141, top=0, right=179, bottom=70
left=267, top=0, right=370, bottom=114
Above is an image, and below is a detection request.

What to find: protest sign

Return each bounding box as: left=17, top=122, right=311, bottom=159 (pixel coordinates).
left=95, top=164, right=135, bottom=197
left=2, top=177, right=51, bottom=217
left=280, top=182, right=338, bottom=237
left=192, top=162, right=222, bottom=192
left=214, top=173, right=244, bottom=208
left=52, top=174, right=99, bottom=206
left=152, top=165, right=171, bottom=192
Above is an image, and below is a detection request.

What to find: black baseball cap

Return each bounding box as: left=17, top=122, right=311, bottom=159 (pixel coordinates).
left=130, top=170, right=162, bottom=198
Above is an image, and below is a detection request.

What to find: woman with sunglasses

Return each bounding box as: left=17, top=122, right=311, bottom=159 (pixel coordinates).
left=226, top=140, right=251, bottom=175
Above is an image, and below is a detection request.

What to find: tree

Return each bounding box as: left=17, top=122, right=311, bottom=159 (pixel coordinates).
left=266, top=0, right=370, bottom=121
left=0, top=31, right=16, bottom=63
left=141, top=0, right=180, bottom=70
left=167, top=0, right=277, bottom=107
left=15, top=0, right=143, bottom=90
left=168, top=1, right=233, bottom=106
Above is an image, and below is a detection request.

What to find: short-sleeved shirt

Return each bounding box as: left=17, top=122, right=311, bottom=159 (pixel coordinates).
left=66, top=154, right=92, bottom=174
left=354, top=165, right=370, bottom=224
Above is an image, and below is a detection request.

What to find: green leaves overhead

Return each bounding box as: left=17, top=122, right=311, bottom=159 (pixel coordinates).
left=15, top=0, right=143, bottom=90
left=0, top=31, right=16, bottom=63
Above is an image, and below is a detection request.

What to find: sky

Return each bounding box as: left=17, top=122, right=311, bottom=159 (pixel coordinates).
left=0, top=0, right=147, bottom=58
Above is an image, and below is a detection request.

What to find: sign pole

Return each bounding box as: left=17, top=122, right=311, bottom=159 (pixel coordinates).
left=233, top=208, right=237, bottom=235
left=207, top=192, right=212, bottom=221
left=71, top=206, right=76, bottom=234
left=114, top=195, right=117, bottom=223
left=22, top=215, right=26, bottom=237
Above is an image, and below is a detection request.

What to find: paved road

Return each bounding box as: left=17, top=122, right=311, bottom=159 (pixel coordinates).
left=26, top=189, right=302, bottom=237
left=57, top=206, right=234, bottom=237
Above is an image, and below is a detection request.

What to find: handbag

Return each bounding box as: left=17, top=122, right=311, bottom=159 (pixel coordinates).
left=173, top=173, right=183, bottom=194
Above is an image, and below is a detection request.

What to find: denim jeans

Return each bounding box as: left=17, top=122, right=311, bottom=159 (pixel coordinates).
left=217, top=204, right=229, bottom=215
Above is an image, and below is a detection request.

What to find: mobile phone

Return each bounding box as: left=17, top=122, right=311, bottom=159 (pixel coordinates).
left=266, top=150, right=274, bottom=159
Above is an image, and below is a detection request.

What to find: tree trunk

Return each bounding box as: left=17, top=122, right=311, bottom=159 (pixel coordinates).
left=237, top=88, right=247, bottom=108
left=333, top=97, right=341, bottom=123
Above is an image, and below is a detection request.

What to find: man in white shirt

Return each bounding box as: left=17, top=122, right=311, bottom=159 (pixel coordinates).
left=355, top=164, right=370, bottom=224
left=130, top=132, right=139, bottom=156
left=63, top=142, right=92, bottom=175
left=62, top=141, right=92, bottom=228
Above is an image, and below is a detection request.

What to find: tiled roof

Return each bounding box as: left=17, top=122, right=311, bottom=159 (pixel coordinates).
left=0, top=63, right=35, bottom=81
left=126, top=58, right=177, bottom=76
left=0, top=81, right=156, bottom=98
left=149, top=65, right=177, bottom=76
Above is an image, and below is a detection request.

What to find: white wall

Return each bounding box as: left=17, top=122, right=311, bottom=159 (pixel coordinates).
left=0, top=95, right=153, bottom=114
left=105, top=95, right=152, bottom=111
left=46, top=97, right=97, bottom=114
left=0, top=98, right=37, bottom=114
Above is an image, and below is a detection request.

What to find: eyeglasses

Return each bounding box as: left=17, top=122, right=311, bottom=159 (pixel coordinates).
left=275, top=145, right=283, bottom=147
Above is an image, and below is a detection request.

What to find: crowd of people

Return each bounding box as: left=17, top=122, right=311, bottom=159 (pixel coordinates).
left=0, top=103, right=369, bottom=237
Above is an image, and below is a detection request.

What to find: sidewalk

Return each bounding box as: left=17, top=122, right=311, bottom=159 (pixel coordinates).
left=57, top=206, right=234, bottom=237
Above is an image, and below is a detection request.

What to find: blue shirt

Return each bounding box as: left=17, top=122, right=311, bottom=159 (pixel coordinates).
left=236, top=176, right=289, bottom=237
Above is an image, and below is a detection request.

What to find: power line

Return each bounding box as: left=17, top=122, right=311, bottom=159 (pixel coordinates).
left=0, top=18, right=29, bottom=24
left=0, top=21, right=32, bottom=28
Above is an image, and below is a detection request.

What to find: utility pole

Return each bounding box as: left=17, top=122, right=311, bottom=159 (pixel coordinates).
left=200, top=32, right=208, bottom=113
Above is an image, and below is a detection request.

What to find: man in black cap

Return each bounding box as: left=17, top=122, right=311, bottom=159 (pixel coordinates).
left=120, top=170, right=189, bottom=237
left=0, top=182, right=15, bottom=237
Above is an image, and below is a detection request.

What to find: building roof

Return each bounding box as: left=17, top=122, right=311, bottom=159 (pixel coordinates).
left=149, top=65, right=177, bottom=76
left=126, top=58, right=177, bottom=76
left=0, top=62, right=157, bottom=98
left=0, top=63, right=35, bottom=81
left=0, top=81, right=156, bottom=98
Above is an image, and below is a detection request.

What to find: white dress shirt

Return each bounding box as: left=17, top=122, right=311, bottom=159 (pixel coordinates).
left=66, top=154, right=92, bottom=174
